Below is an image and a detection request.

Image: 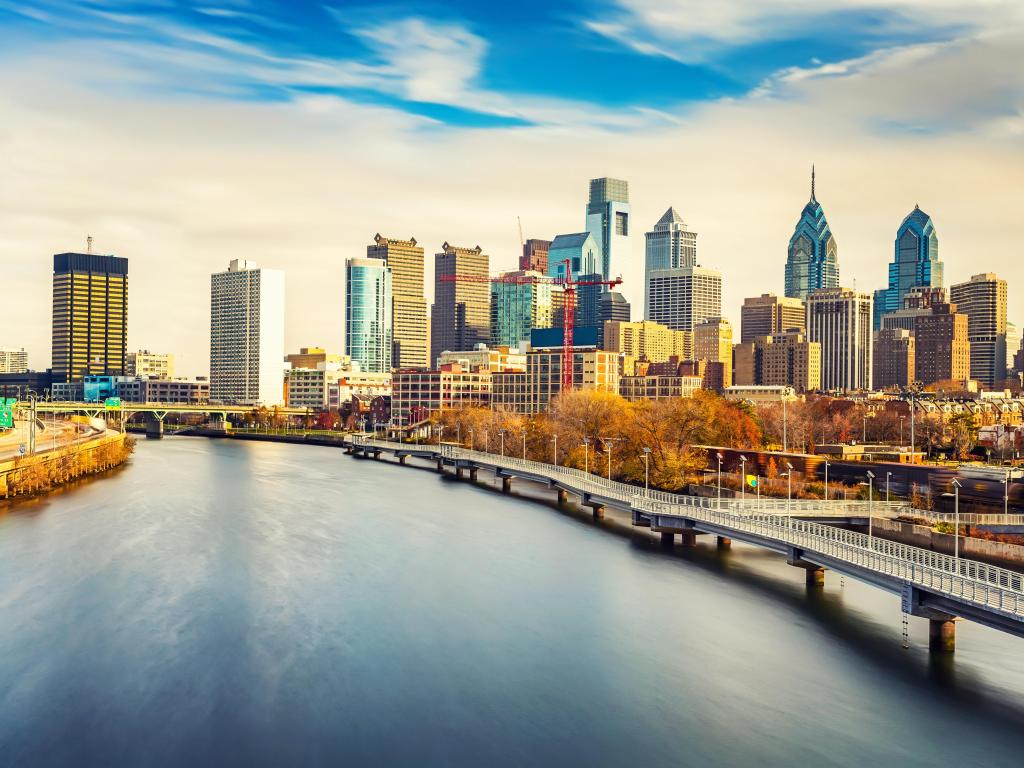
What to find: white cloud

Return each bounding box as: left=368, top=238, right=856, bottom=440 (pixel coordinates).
left=589, top=0, right=1024, bottom=62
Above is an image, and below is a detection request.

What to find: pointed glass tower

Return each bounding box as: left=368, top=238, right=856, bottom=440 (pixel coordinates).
left=872, top=205, right=942, bottom=328
left=784, top=167, right=839, bottom=301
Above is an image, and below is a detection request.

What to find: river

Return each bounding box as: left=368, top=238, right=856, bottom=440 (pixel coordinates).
left=2, top=438, right=1024, bottom=767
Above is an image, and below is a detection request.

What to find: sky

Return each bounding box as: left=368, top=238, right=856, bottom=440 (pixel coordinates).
left=1, top=0, right=1023, bottom=377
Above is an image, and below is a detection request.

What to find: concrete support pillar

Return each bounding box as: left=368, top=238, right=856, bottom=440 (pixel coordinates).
left=372, top=451, right=381, bottom=460
left=436, top=459, right=444, bottom=473
left=929, top=619, right=956, bottom=653
left=806, top=568, right=825, bottom=588
left=456, top=467, right=464, bottom=479
left=145, top=417, right=164, bottom=440
left=660, top=532, right=675, bottom=548
left=469, top=468, right=478, bottom=482
left=398, top=455, right=407, bottom=465
left=679, top=531, right=697, bottom=547
left=717, top=536, right=731, bottom=550
left=502, top=477, right=512, bottom=494
left=556, top=489, right=568, bottom=505
left=591, top=504, right=605, bottom=520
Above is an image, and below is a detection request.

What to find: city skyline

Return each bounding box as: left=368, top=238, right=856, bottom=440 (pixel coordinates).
left=1, top=2, right=1022, bottom=376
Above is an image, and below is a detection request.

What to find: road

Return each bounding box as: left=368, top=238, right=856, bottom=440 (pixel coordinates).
left=0, top=418, right=103, bottom=460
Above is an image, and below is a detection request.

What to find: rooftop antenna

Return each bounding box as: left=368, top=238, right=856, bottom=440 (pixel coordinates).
left=811, top=165, right=816, bottom=202
left=516, top=216, right=524, bottom=247
left=86, top=235, right=93, bottom=254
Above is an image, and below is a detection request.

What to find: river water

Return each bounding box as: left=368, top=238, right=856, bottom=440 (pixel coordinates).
left=2, top=438, right=1024, bottom=767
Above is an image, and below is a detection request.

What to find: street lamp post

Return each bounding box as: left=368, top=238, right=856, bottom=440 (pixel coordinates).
left=499, top=429, right=506, bottom=457
left=824, top=460, right=830, bottom=503
left=739, top=455, right=747, bottom=501
left=862, top=413, right=867, bottom=444
left=866, top=470, right=875, bottom=550
left=468, top=428, right=474, bottom=450
left=643, top=447, right=651, bottom=498
left=551, top=434, right=558, bottom=465
left=716, top=452, right=724, bottom=509
left=886, top=471, right=892, bottom=503
left=900, top=416, right=905, bottom=447
left=785, top=462, right=794, bottom=512
left=582, top=437, right=590, bottom=474
left=1005, top=470, right=1011, bottom=519
left=521, top=429, right=527, bottom=460
left=782, top=394, right=788, bottom=452
left=456, top=423, right=461, bottom=445
left=602, top=437, right=617, bottom=480
left=952, top=478, right=962, bottom=563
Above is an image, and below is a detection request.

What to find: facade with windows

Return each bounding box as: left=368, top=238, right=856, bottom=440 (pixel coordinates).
left=647, top=266, right=722, bottom=333
left=431, top=243, right=490, bottom=365
left=619, top=375, right=702, bottom=402
left=345, top=257, right=393, bottom=374
left=644, top=207, right=697, bottom=318
left=367, top=234, right=429, bottom=369
left=51, top=252, right=128, bottom=383
left=740, top=294, right=805, bottom=343
left=489, top=349, right=619, bottom=415
left=806, top=288, right=872, bottom=392
left=546, top=232, right=599, bottom=281
left=950, top=272, right=1008, bottom=387
left=872, top=206, right=943, bottom=329
left=0, top=347, right=28, bottom=374
left=490, top=271, right=556, bottom=347
left=784, top=170, right=839, bottom=301
left=210, top=259, right=285, bottom=405
left=127, top=350, right=175, bottom=379
left=391, top=365, right=491, bottom=426
left=585, top=177, right=630, bottom=282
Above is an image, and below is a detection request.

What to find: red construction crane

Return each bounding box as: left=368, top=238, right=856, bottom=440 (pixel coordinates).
left=440, top=259, right=622, bottom=390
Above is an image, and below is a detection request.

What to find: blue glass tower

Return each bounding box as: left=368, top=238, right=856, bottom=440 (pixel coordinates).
left=345, top=257, right=392, bottom=373
left=872, top=205, right=942, bottom=329
left=784, top=168, right=839, bottom=301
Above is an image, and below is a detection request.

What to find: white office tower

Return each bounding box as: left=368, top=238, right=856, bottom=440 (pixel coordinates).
left=647, top=266, right=722, bottom=332
left=210, top=259, right=285, bottom=405
left=806, top=287, right=873, bottom=392
left=644, top=207, right=697, bottom=318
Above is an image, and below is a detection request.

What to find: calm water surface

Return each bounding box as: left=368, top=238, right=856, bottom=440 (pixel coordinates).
left=2, top=438, right=1024, bottom=767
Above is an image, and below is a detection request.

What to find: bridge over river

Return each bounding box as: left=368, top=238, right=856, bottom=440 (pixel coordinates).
left=346, top=436, right=1024, bottom=653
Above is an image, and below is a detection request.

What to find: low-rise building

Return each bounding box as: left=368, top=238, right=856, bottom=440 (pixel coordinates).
left=723, top=385, right=797, bottom=403
left=436, top=345, right=526, bottom=373
left=619, top=374, right=703, bottom=401
left=126, top=350, right=175, bottom=379
left=0, top=347, right=28, bottom=374
left=119, top=378, right=210, bottom=404
left=490, top=349, right=620, bottom=415
left=392, top=364, right=491, bottom=426
left=602, top=320, right=692, bottom=375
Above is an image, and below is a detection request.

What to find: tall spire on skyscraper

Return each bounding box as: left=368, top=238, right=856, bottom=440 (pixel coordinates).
left=810, top=165, right=816, bottom=202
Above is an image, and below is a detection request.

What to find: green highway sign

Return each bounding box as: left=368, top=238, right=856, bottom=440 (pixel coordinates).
left=104, top=397, right=122, bottom=408
left=0, top=405, right=12, bottom=430
left=1, top=398, right=16, bottom=406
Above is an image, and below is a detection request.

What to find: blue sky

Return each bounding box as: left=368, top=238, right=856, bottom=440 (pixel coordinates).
left=1, top=1, right=1022, bottom=373
left=0, top=0, right=989, bottom=128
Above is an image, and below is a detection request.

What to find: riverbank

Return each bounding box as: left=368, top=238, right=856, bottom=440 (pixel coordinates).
left=0, top=431, right=134, bottom=499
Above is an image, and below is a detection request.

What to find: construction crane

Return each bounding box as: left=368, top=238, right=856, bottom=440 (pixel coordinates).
left=440, top=258, right=622, bottom=390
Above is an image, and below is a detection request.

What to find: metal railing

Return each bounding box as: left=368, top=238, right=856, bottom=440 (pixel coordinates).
left=351, top=436, right=1024, bottom=620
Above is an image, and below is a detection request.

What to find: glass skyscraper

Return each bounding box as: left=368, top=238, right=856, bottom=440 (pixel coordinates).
left=490, top=271, right=555, bottom=348
left=872, top=205, right=942, bottom=329
left=345, top=257, right=393, bottom=374
left=644, top=207, right=697, bottom=319
left=546, top=232, right=599, bottom=281
left=784, top=168, right=839, bottom=301
left=585, top=177, right=630, bottom=282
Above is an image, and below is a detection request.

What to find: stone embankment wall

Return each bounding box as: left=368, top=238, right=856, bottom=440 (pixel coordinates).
left=0, top=432, right=134, bottom=499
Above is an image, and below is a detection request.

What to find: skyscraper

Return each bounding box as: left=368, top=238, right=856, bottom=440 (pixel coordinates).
left=740, top=293, right=806, bottom=343
left=647, top=266, right=722, bottom=332
left=950, top=273, right=1008, bottom=387
left=0, top=348, right=28, bottom=374
left=806, top=288, right=872, bottom=392
left=872, top=206, right=943, bottom=329
left=345, top=257, right=393, bottom=374
left=520, top=239, right=551, bottom=273
left=873, top=328, right=916, bottom=390
left=585, top=177, right=630, bottom=281
left=210, top=259, right=285, bottom=405
left=51, top=251, right=128, bottom=383
left=912, top=300, right=970, bottom=387
left=644, top=207, right=697, bottom=318
left=784, top=168, right=839, bottom=301
left=694, top=317, right=734, bottom=389
left=431, top=243, right=490, bottom=365
left=367, top=234, right=428, bottom=369
left=490, top=271, right=555, bottom=348
left=546, top=232, right=599, bottom=281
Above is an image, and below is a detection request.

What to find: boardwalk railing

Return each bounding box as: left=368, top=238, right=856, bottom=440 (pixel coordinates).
left=351, top=437, right=1024, bottom=621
